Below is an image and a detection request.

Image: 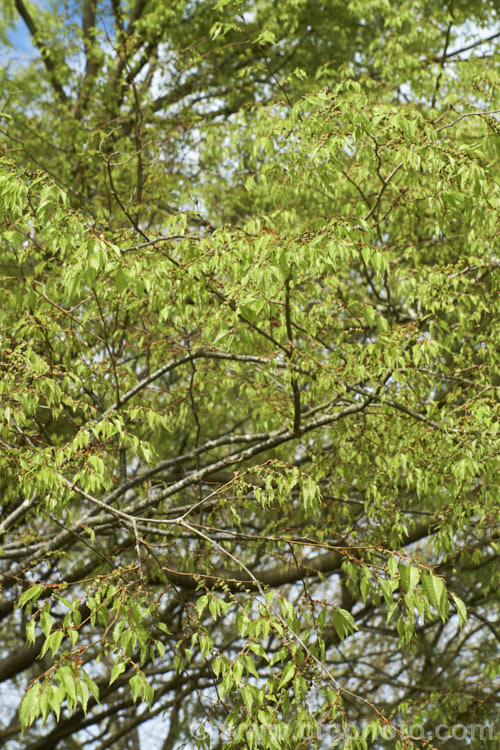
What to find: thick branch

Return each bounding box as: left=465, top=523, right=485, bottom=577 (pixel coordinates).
left=153, top=521, right=433, bottom=591
left=14, top=0, right=68, bottom=102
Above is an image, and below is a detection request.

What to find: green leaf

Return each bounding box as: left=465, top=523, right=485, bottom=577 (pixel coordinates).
left=109, top=661, right=126, bottom=685
left=362, top=306, right=376, bottom=327
left=332, top=608, right=358, bottom=641
left=129, top=673, right=142, bottom=702
left=58, top=666, right=77, bottom=701
left=25, top=619, right=37, bottom=645
left=278, top=662, right=295, bottom=689
left=422, top=573, right=448, bottom=621
left=16, top=585, right=43, bottom=610
left=451, top=594, right=467, bottom=628
left=399, top=564, right=420, bottom=592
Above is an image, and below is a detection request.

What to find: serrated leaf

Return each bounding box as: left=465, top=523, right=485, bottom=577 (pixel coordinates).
left=421, top=572, right=446, bottom=610
left=16, top=584, right=44, bottom=610
left=452, top=594, right=467, bottom=628
left=109, top=661, right=126, bottom=685
left=278, top=662, right=295, bottom=688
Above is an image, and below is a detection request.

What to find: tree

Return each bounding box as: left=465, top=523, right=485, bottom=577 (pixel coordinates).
left=0, top=1, right=499, bottom=748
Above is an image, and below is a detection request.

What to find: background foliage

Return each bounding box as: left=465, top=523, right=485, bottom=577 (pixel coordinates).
left=0, top=0, right=499, bottom=748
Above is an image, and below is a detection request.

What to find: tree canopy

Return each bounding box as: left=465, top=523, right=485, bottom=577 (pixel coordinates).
left=0, top=1, right=499, bottom=748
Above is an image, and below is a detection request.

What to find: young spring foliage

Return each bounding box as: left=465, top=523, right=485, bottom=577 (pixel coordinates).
left=0, top=0, right=499, bottom=748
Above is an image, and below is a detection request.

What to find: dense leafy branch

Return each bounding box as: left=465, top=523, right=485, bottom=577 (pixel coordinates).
left=0, top=1, right=499, bottom=749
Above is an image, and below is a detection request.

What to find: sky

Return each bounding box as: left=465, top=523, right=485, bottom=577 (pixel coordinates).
left=4, top=18, right=36, bottom=67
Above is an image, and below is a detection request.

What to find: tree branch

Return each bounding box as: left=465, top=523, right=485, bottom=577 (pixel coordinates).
left=14, top=0, right=68, bottom=102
